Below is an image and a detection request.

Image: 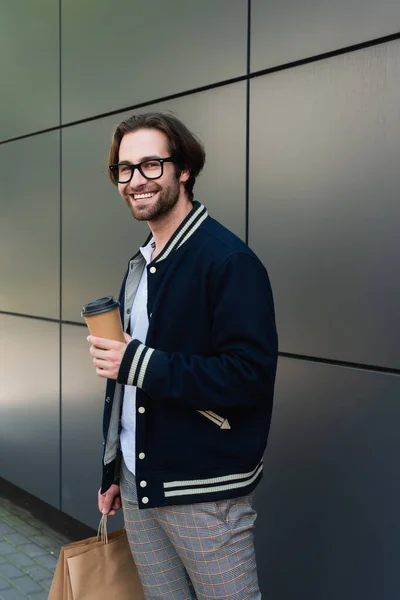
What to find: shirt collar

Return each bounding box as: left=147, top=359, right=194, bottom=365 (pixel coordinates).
left=139, top=238, right=155, bottom=265
left=130, top=202, right=209, bottom=266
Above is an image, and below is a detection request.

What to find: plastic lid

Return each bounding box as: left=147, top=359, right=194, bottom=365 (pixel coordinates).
left=81, top=296, right=119, bottom=317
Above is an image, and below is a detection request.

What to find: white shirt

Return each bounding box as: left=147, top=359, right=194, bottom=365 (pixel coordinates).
left=120, top=238, right=154, bottom=475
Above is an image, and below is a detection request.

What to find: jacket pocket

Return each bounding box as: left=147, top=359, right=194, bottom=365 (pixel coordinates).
left=197, top=410, right=231, bottom=429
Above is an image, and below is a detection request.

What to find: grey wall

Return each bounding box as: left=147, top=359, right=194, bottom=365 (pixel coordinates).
left=1, top=1, right=400, bottom=598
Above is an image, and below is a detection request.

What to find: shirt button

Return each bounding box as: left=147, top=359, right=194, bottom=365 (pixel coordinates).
left=149, top=266, right=156, bottom=274
left=142, top=497, right=149, bottom=504
left=126, top=308, right=131, bottom=314
left=140, top=480, right=147, bottom=488
left=138, top=406, right=145, bottom=414
left=139, top=452, right=145, bottom=460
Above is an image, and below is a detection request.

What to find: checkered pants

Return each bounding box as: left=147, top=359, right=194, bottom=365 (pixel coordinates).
left=120, top=460, right=261, bottom=599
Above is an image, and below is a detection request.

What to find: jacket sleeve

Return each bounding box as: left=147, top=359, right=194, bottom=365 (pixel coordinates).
left=117, top=252, right=278, bottom=411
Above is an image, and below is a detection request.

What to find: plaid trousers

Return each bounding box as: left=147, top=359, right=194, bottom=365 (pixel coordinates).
left=120, top=460, right=261, bottom=599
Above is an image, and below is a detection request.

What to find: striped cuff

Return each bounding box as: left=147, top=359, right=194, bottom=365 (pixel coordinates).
left=117, top=339, right=155, bottom=388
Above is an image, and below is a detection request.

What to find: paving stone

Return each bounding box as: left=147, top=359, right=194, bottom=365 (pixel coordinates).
left=40, top=578, right=53, bottom=591
left=3, top=535, right=31, bottom=549
left=11, top=577, right=42, bottom=595
left=0, top=564, right=24, bottom=580
left=0, top=526, right=14, bottom=536
left=29, top=535, right=57, bottom=551
left=16, top=545, right=47, bottom=559
left=27, top=591, right=49, bottom=600
left=4, top=518, right=24, bottom=528
left=6, top=555, right=35, bottom=569
left=26, top=521, right=48, bottom=534
left=0, top=511, right=13, bottom=524
left=24, top=566, right=51, bottom=583
left=34, top=553, right=58, bottom=570
left=12, top=526, right=40, bottom=539
left=0, top=545, right=16, bottom=557
left=0, top=587, right=26, bottom=600
left=0, top=578, right=11, bottom=591
left=40, top=577, right=53, bottom=592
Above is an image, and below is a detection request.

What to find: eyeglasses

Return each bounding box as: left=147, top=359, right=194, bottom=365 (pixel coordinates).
left=109, top=156, right=175, bottom=184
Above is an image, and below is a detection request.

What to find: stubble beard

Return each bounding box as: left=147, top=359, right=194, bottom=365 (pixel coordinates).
left=127, top=177, right=181, bottom=222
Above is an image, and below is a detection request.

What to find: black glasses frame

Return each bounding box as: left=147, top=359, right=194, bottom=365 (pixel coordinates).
left=109, top=156, right=176, bottom=183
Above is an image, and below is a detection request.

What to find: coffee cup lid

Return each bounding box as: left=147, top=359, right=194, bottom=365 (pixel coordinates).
left=81, top=296, right=119, bottom=317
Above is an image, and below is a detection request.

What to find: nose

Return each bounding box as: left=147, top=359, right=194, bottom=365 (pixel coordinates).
left=129, top=167, right=148, bottom=188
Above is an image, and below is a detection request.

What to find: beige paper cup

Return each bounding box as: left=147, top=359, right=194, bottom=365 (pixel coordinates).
left=81, top=296, right=125, bottom=343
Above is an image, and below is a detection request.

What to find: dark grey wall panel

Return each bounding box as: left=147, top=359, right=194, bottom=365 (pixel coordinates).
left=61, top=0, right=247, bottom=123
left=249, top=42, right=400, bottom=368
left=61, top=325, right=123, bottom=531
left=0, top=315, right=60, bottom=508
left=62, top=83, right=246, bottom=322
left=61, top=115, right=145, bottom=324
left=0, top=132, right=60, bottom=318
left=251, top=0, right=400, bottom=71
left=0, top=0, right=59, bottom=140
left=152, top=85, right=247, bottom=240
left=255, top=357, right=400, bottom=599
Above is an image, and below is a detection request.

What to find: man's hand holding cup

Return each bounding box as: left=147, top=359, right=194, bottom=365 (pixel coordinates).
left=81, top=296, right=132, bottom=379
left=88, top=333, right=132, bottom=379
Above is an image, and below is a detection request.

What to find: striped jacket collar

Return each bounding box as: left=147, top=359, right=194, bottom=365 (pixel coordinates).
left=133, top=201, right=208, bottom=265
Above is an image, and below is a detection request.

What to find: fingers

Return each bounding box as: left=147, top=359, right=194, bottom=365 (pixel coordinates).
left=92, top=356, right=108, bottom=368
left=87, top=335, right=112, bottom=349
left=87, top=336, right=123, bottom=350
left=112, top=496, right=122, bottom=511
left=96, top=367, right=109, bottom=378
left=98, top=486, right=121, bottom=516
left=106, top=496, right=121, bottom=516
left=89, top=345, right=108, bottom=359
left=88, top=336, right=127, bottom=381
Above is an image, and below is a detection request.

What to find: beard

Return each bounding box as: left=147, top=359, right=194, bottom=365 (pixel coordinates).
left=126, top=176, right=180, bottom=222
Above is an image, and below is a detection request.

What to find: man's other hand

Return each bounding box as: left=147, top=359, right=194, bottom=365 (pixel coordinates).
left=98, top=484, right=121, bottom=516
left=88, top=333, right=132, bottom=379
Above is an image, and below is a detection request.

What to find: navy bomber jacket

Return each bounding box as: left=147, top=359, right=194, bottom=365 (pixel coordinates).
left=101, top=201, right=278, bottom=508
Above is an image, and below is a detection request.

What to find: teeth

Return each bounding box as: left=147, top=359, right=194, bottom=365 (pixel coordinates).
left=134, top=192, right=155, bottom=200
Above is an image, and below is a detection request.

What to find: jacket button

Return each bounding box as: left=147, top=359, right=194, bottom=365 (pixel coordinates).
left=149, top=266, right=156, bottom=274
left=142, top=497, right=149, bottom=504
left=105, top=396, right=110, bottom=403
left=140, top=480, right=147, bottom=488
left=139, top=452, right=145, bottom=460
left=138, top=406, right=145, bottom=414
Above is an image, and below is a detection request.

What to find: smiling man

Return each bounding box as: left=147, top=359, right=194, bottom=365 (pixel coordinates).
left=87, top=112, right=278, bottom=599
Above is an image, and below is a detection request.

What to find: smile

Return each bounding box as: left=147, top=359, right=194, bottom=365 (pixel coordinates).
left=133, top=191, right=157, bottom=200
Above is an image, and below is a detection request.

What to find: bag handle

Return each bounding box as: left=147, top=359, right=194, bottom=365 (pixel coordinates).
left=97, top=514, right=109, bottom=545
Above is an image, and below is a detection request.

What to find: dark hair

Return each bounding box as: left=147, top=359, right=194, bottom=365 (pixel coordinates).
left=108, top=112, right=206, bottom=201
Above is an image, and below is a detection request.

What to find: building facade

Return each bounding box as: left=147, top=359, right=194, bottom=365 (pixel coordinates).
left=1, top=1, right=400, bottom=597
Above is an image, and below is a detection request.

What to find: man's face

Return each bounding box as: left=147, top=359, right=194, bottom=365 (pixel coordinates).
left=117, top=128, right=187, bottom=222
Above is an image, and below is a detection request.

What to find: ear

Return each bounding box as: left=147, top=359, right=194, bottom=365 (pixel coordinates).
left=179, top=168, right=190, bottom=183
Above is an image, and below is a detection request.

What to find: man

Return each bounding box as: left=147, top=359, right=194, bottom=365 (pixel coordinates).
left=87, top=112, right=278, bottom=599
